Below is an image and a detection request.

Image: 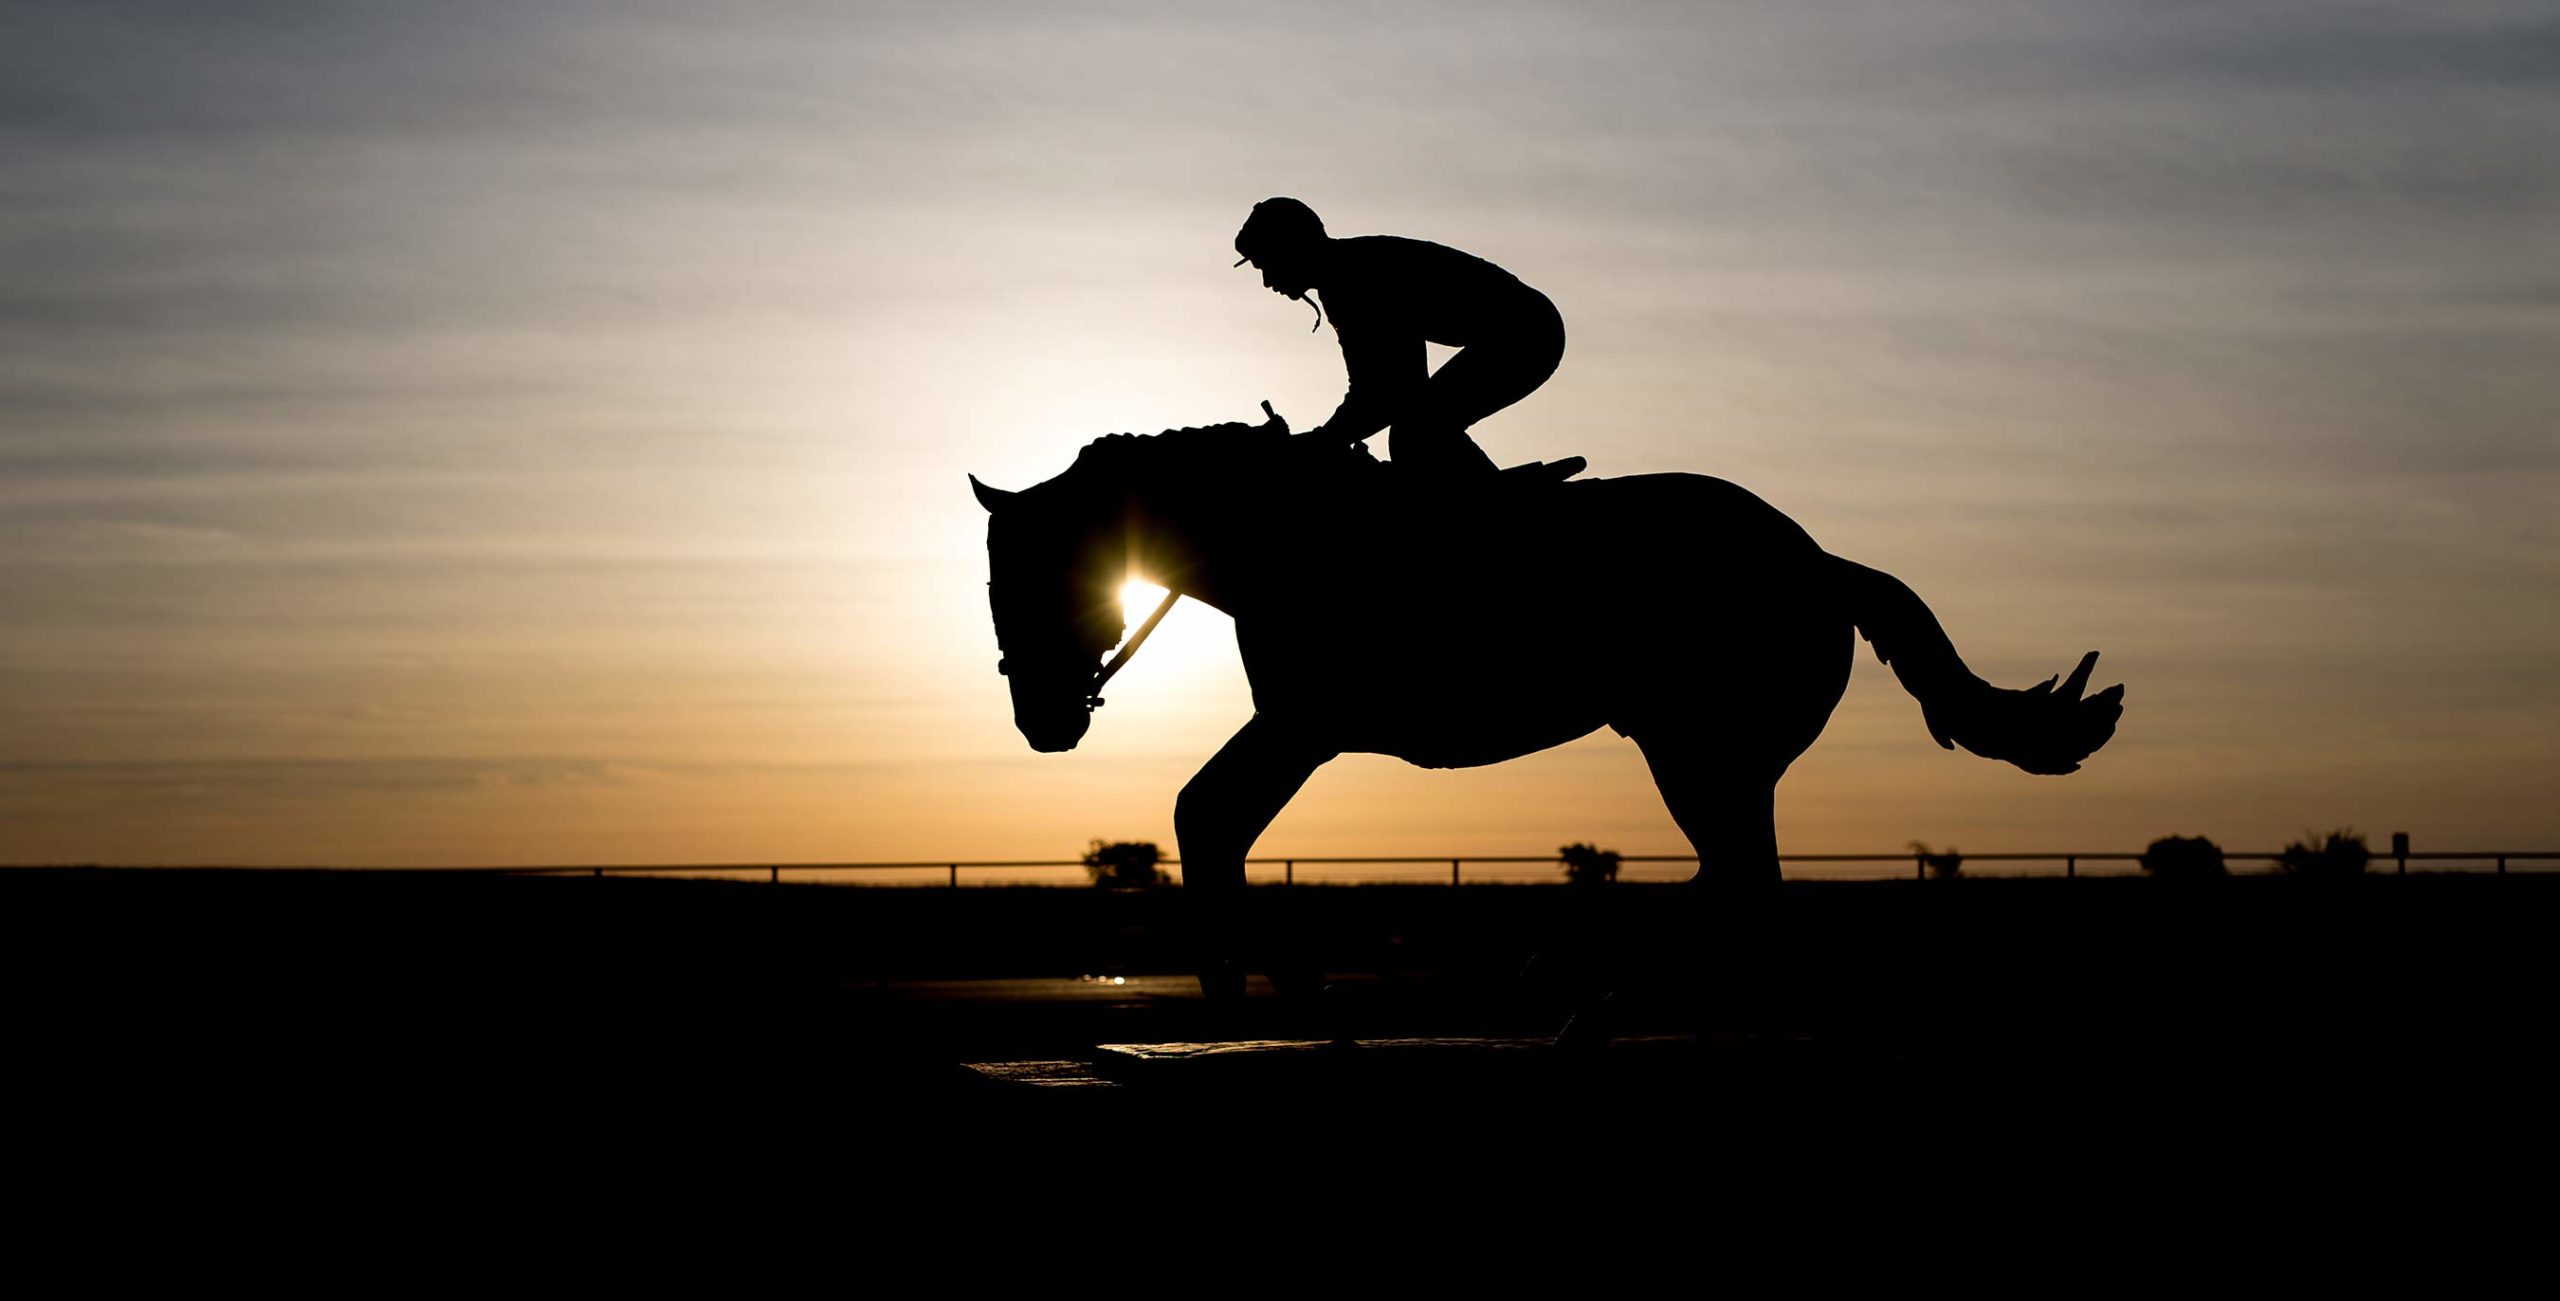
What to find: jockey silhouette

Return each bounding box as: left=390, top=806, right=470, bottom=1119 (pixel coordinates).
left=1234, top=198, right=1566, bottom=481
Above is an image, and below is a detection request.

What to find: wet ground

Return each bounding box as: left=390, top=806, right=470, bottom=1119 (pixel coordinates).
left=11, top=870, right=2557, bottom=1184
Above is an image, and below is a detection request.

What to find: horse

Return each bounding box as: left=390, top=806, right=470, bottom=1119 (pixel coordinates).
left=971, top=406, right=2123, bottom=1002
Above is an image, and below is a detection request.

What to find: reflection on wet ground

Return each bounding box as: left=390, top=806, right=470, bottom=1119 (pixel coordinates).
left=876, top=974, right=1204, bottom=1003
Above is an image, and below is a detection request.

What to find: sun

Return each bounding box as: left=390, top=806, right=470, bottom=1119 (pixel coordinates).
left=1119, top=579, right=1170, bottom=627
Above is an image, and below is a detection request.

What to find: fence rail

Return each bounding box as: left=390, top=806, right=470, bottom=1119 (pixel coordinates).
left=390, top=848, right=2560, bottom=885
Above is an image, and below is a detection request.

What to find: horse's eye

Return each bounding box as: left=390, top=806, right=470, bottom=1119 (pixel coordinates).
left=996, top=659, right=1009, bottom=676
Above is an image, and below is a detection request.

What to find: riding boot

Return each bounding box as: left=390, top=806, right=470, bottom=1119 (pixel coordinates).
left=1386, top=422, right=1498, bottom=483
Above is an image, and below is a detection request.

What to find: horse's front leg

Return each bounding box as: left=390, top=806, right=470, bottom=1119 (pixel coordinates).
left=1174, top=715, right=1336, bottom=1007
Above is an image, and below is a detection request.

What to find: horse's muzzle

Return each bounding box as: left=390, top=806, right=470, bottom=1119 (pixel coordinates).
left=1014, top=701, right=1091, bottom=753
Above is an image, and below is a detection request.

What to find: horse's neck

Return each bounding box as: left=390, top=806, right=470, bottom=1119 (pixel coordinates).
left=1107, top=439, right=1388, bottom=614
left=1119, top=473, right=1270, bottom=616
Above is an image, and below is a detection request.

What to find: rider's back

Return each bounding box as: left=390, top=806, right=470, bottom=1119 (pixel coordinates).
left=1321, top=235, right=1553, bottom=349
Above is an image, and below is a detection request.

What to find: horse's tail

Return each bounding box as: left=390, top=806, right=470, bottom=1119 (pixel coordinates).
left=1830, top=554, right=2125, bottom=775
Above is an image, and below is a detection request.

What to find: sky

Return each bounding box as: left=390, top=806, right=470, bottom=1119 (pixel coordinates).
left=3, top=1, right=2555, bottom=869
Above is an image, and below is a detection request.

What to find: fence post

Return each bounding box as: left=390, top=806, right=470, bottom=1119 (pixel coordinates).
left=769, top=864, right=779, bottom=884
left=2392, top=831, right=2408, bottom=876
left=949, top=863, right=958, bottom=888
left=2497, top=855, right=2507, bottom=876
left=1915, top=852, right=1926, bottom=881
left=1284, top=859, right=1294, bottom=886
left=1452, top=858, right=1462, bottom=886
left=2066, top=855, right=2076, bottom=880
left=593, top=867, right=603, bottom=879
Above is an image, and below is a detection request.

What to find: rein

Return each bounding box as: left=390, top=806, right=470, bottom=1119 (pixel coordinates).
left=1086, top=588, right=1181, bottom=710
left=1069, top=403, right=1284, bottom=712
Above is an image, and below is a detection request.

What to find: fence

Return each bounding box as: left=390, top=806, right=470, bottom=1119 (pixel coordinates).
left=465, top=848, right=2559, bottom=886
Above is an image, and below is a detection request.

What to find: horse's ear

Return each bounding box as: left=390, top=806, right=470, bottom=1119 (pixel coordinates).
left=969, top=474, right=1016, bottom=513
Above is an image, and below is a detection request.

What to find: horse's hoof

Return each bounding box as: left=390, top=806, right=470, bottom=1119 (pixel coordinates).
left=1198, top=962, right=1246, bottom=1006
left=1317, top=982, right=1364, bottom=1048
left=1553, top=1015, right=1606, bottom=1054
left=1268, top=963, right=1325, bottom=1006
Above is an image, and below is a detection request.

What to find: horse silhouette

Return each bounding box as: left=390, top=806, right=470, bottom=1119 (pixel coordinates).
left=972, top=407, right=2122, bottom=1000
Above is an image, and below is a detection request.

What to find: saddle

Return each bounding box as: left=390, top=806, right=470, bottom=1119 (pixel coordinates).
left=1311, top=436, right=1586, bottom=492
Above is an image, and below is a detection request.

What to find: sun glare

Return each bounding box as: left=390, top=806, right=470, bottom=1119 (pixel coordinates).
left=1112, top=578, right=1223, bottom=680
left=1120, top=579, right=1169, bottom=627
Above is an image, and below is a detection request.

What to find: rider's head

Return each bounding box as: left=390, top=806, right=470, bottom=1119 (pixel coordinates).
left=1233, top=197, right=1327, bottom=300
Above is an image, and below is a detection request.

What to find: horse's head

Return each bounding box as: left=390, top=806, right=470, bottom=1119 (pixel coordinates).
left=971, top=407, right=1295, bottom=751
left=972, top=470, right=1127, bottom=752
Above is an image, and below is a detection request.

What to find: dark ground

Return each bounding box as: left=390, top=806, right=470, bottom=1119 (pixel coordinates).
left=9, top=869, right=2556, bottom=1202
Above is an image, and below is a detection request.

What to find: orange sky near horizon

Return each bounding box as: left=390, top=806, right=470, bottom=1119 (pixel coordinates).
left=4, top=3, right=2555, bottom=868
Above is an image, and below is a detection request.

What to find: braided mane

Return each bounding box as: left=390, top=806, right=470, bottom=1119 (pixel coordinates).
left=1071, top=418, right=1277, bottom=472
left=1044, top=417, right=1301, bottom=505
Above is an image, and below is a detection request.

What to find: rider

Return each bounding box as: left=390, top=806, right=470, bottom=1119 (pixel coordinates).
left=1233, top=197, right=1566, bottom=481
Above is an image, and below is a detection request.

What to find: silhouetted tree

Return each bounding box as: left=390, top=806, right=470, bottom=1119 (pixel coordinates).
left=2140, top=834, right=2227, bottom=882
left=1909, top=840, right=1964, bottom=880
left=1558, top=842, right=1621, bottom=888
left=2275, top=828, right=2370, bottom=880
left=1082, top=839, right=1167, bottom=889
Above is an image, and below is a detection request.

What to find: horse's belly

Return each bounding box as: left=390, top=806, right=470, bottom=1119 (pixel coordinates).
left=1341, top=699, right=1609, bottom=769
left=1240, top=621, right=1611, bottom=767
left=1367, top=693, right=1609, bottom=768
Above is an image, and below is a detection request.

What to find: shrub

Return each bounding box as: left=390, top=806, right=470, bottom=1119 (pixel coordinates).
left=2140, top=834, right=2227, bottom=881
left=1909, top=840, right=1964, bottom=880
left=1558, top=842, right=1621, bottom=887
left=1082, top=839, right=1167, bottom=889
left=2275, top=828, right=2370, bottom=880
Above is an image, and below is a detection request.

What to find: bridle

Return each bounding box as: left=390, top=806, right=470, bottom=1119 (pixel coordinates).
left=989, top=585, right=1180, bottom=713
left=992, top=402, right=1287, bottom=714
left=1084, top=588, right=1180, bottom=711
left=1081, top=405, right=1290, bottom=711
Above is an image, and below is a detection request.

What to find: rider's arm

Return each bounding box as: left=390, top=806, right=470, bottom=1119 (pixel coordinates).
left=1315, top=317, right=1426, bottom=444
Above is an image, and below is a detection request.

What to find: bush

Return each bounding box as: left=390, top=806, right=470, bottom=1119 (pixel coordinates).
left=1558, top=842, right=1621, bottom=887
left=2140, top=834, right=2227, bottom=881
left=1082, top=839, right=1167, bottom=889
left=1909, top=840, right=1964, bottom=880
left=2275, top=828, right=2370, bottom=880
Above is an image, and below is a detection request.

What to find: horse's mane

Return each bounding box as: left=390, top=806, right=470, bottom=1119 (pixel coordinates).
left=1042, top=416, right=1324, bottom=503
left=1071, top=418, right=1278, bottom=471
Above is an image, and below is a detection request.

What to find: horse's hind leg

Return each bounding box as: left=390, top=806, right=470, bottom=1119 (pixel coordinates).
left=1630, top=726, right=1784, bottom=891
left=1631, top=725, right=1794, bottom=1036
left=1174, top=716, right=1337, bottom=1006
